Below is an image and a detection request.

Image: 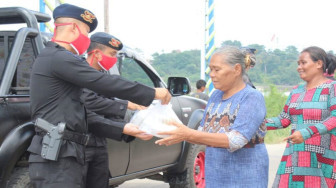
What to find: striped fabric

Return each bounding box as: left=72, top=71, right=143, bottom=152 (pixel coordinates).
left=266, top=80, right=336, bottom=187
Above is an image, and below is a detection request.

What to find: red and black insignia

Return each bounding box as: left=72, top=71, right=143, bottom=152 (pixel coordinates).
left=81, top=10, right=96, bottom=23
left=109, top=38, right=121, bottom=48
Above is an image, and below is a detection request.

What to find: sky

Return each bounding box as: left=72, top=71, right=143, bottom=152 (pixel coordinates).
left=2, top=0, right=336, bottom=58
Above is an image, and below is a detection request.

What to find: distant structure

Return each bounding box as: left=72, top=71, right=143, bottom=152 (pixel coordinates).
left=201, top=0, right=215, bottom=95
left=39, top=0, right=64, bottom=32
left=269, top=33, right=279, bottom=50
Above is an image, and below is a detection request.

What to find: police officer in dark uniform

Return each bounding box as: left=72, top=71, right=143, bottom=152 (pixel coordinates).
left=82, top=32, right=151, bottom=188
left=28, top=4, right=170, bottom=188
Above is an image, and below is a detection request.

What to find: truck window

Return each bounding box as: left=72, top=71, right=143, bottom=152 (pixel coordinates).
left=16, top=38, right=35, bottom=87
left=119, top=58, right=154, bottom=88
left=0, top=33, right=36, bottom=94
left=7, top=36, right=36, bottom=95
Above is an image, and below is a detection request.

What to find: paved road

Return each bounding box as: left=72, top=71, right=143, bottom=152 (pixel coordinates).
left=266, top=143, right=286, bottom=187
left=117, top=143, right=286, bottom=188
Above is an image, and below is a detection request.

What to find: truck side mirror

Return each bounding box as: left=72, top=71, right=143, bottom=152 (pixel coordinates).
left=167, top=77, right=191, bottom=96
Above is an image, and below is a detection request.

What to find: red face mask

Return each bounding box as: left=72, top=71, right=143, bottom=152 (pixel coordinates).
left=87, top=50, right=118, bottom=71
left=52, top=23, right=91, bottom=55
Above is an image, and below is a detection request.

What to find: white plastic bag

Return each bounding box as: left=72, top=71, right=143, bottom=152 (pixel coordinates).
left=130, top=101, right=182, bottom=138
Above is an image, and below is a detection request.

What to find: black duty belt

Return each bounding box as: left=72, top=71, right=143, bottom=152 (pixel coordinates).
left=63, top=130, right=91, bottom=145
left=37, top=129, right=93, bottom=146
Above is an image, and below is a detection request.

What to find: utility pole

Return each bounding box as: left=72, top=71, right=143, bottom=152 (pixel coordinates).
left=104, top=0, right=110, bottom=33
left=203, top=0, right=215, bottom=95
left=39, top=0, right=63, bottom=32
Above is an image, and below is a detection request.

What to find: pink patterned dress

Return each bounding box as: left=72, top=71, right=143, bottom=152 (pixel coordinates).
left=266, top=80, right=336, bottom=187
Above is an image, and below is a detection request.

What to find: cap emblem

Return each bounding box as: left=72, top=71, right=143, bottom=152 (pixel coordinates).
left=109, top=38, right=121, bottom=47
left=81, top=10, right=96, bottom=23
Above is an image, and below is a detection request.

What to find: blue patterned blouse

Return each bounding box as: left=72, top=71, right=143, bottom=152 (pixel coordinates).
left=198, top=84, right=269, bottom=188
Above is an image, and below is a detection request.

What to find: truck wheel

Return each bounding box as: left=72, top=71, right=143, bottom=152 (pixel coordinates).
left=192, top=145, right=205, bottom=188
left=168, top=144, right=206, bottom=188
left=7, top=167, right=32, bottom=188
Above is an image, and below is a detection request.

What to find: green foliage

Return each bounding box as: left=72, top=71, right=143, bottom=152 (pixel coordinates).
left=263, top=85, right=291, bottom=144
left=248, top=45, right=301, bottom=86
left=264, top=85, right=288, bottom=117
left=150, top=40, right=303, bottom=88
left=220, top=40, right=242, bottom=48
left=120, top=58, right=154, bottom=88
left=151, top=50, right=201, bottom=88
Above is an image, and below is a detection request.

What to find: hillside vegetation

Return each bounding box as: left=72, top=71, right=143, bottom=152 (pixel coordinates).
left=150, top=40, right=312, bottom=89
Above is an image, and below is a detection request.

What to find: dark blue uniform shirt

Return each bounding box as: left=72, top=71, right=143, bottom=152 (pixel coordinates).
left=28, top=42, right=155, bottom=164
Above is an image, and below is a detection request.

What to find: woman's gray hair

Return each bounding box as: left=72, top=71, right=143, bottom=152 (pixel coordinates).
left=212, top=46, right=246, bottom=75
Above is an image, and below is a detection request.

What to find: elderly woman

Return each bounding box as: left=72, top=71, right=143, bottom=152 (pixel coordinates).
left=266, top=46, right=336, bottom=187
left=156, top=46, right=268, bottom=187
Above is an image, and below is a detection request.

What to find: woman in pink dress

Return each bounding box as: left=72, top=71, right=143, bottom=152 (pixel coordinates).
left=267, top=46, right=336, bottom=187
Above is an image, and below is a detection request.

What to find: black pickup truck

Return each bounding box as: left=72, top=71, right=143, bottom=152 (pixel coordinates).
left=0, top=7, right=207, bottom=188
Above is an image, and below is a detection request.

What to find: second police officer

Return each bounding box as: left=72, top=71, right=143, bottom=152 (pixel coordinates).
left=82, top=32, right=152, bottom=188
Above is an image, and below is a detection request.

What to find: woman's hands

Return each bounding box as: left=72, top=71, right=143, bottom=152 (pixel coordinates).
left=155, top=121, right=191, bottom=146
left=283, top=131, right=304, bottom=144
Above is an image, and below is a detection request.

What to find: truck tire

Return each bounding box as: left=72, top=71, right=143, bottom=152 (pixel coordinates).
left=7, top=167, right=32, bottom=188
left=168, top=144, right=206, bottom=188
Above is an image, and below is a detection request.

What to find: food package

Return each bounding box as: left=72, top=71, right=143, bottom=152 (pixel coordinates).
left=130, top=101, right=182, bottom=138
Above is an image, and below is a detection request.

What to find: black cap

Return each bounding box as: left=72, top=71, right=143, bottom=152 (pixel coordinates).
left=53, top=3, right=98, bottom=32
left=90, top=32, right=123, bottom=50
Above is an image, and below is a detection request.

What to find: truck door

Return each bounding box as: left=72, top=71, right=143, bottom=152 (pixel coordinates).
left=126, top=96, right=183, bottom=173
left=114, top=56, right=183, bottom=173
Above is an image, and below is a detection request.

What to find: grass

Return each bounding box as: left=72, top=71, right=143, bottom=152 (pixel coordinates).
left=265, top=126, right=291, bottom=144
left=263, top=84, right=292, bottom=144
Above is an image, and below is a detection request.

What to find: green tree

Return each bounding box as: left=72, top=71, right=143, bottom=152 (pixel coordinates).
left=150, top=40, right=304, bottom=88
left=220, top=40, right=242, bottom=48
left=264, top=85, right=291, bottom=144
left=152, top=50, right=201, bottom=88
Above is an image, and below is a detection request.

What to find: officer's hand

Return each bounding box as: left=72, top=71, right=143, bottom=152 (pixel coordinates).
left=123, top=123, right=153, bottom=140
left=134, top=132, right=153, bottom=140
left=154, top=88, right=171, bottom=105
left=127, top=101, right=147, bottom=111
